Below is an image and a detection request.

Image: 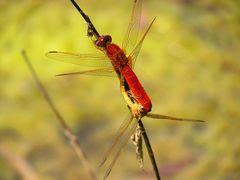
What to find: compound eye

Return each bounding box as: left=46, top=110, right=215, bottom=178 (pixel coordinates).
left=95, top=35, right=112, bottom=47
left=104, top=35, right=112, bottom=44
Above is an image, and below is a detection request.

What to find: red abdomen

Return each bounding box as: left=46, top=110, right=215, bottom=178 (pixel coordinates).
left=105, top=43, right=152, bottom=112
left=122, top=65, right=152, bottom=112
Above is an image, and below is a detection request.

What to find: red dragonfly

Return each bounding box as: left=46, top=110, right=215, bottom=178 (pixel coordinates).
left=47, top=0, right=203, bottom=179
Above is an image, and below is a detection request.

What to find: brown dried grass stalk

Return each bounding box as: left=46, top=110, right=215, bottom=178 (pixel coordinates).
left=21, top=50, right=97, bottom=180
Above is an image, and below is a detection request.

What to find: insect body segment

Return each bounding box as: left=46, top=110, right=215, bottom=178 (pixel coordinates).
left=95, top=34, right=153, bottom=115
left=95, top=35, right=112, bottom=48
left=121, top=66, right=152, bottom=113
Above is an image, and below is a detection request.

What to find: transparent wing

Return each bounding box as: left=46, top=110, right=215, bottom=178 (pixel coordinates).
left=122, top=0, right=142, bottom=55
left=46, top=51, right=111, bottom=67
left=129, top=17, right=156, bottom=68
left=100, top=115, right=134, bottom=167
left=103, top=117, right=139, bottom=179
left=56, top=67, right=116, bottom=77
left=146, top=112, right=205, bottom=122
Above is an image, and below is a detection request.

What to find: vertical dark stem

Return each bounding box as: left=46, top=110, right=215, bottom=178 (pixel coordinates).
left=69, top=0, right=100, bottom=39
left=138, top=120, right=161, bottom=180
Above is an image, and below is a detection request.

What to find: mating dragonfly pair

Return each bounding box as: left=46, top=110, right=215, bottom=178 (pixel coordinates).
left=46, top=0, right=203, bottom=179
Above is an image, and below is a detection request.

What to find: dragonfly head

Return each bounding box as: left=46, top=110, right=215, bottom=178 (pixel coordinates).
left=95, top=35, right=112, bottom=48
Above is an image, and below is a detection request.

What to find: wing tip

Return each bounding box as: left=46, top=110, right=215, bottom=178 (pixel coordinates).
left=103, top=169, right=111, bottom=180
left=45, top=50, right=58, bottom=57
left=99, top=158, right=107, bottom=167
left=146, top=113, right=205, bottom=123
left=48, top=50, right=58, bottom=53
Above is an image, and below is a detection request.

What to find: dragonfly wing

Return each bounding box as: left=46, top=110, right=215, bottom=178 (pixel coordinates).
left=129, top=17, right=156, bottom=68
left=100, top=115, right=134, bottom=167
left=146, top=112, right=205, bottom=122
left=122, top=0, right=142, bottom=55
left=46, top=51, right=111, bottom=67
left=56, top=67, right=116, bottom=77
left=103, top=117, right=139, bottom=179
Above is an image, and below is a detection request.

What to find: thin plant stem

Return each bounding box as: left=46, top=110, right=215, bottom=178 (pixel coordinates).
left=21, top=50, right=98, bottom=180
left=138, top=120, right=161, bottom=180
left=69, top=0, right=100, bottom=39
left=0, top=144, right=40, bottom=180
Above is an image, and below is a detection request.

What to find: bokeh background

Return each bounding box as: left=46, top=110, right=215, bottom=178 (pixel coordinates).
left=1, top=0, right=240, bottom=179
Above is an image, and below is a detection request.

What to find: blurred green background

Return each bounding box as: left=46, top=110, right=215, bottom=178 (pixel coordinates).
left=1, top=0, right=240, bottom=179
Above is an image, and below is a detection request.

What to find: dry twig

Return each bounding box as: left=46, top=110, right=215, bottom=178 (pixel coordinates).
left=0, top=144, right=40, bottom=180
left=21, top=50, right=97, bottom=180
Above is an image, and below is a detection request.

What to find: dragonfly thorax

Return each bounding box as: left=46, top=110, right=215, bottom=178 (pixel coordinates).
left=95, top=35, right=112, bottom=48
